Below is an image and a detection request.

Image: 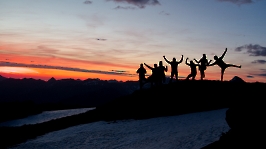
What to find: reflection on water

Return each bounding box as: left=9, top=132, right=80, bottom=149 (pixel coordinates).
left=0, top=107, right=95, bottom=127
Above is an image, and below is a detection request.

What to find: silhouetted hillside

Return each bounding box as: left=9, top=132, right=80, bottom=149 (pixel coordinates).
left=0, top=78, right=265, bottom=149
left=0, top=76, right=138, bottom=122
left=96, top=79, right=261, bottom=120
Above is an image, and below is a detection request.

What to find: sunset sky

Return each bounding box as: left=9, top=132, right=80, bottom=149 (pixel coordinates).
left=1, top=0, right=266, bottom=82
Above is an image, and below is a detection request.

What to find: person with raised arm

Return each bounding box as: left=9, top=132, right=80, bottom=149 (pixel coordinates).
left=144, top=63, right=160, bottom=87
left=163, top=55, right=183, bottom=83
left=185, top=57, right=200, bottom=81
left=194, top=54, right=212, bottom=80
left=208, top=48, right=241, bottom=81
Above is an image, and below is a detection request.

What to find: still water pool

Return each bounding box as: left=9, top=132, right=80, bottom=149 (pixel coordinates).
left=0, top=107, right=95, bottom=127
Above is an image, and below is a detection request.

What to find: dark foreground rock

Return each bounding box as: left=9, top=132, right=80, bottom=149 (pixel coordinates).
left=200, top=83, right=266, bottom=148
left=0, top=80, right=265, bottom=149
left=201, top=104, right=266, bottom=148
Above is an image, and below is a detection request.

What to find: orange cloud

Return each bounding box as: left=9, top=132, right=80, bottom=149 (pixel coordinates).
left=0, top=67, right=39, bottom=74
left=0, top=67, right=137, bottom=82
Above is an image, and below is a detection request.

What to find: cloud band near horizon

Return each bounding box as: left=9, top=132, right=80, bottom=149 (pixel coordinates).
left=0, top=61, right=136, bottom=77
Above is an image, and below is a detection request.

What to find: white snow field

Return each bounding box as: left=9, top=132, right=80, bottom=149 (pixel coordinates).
left=9, top=108, right=229, bottom=149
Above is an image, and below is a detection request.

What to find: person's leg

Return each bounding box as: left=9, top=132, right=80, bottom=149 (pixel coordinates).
left=200, top=69, right=205, bottom=80
left=192, top=75, right=195, bottom=80
left=186, top=74, right=192, bottom=80
left=169, top=72, right=174, bottom=83
left=226, top=64, right=241, bottom=68
left=175, top=72, right=178, bottom=81
left=192, top=73, right=196, bottom=80
left=221, top=68, right=226, bottom=81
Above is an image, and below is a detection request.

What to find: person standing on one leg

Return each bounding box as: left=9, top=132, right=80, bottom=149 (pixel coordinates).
left=208, top=48, right=241, bottom=81
left=163, top=55, right=183, bottom=83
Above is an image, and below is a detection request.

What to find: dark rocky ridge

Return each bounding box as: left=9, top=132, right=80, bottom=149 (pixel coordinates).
left=0, top=79, right=265, bottom=149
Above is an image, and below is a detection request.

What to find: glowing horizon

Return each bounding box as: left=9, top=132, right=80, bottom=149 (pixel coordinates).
left=0, top=64, right=260, bottom=83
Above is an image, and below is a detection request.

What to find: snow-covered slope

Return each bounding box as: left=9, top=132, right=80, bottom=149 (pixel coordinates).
left=9, top=108, right=229, bottom=149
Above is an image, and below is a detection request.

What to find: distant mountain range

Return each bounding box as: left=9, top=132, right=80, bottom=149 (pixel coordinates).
left=0, top=75, right=139, bottom=106
left=0, top=75, right=139, bottom=122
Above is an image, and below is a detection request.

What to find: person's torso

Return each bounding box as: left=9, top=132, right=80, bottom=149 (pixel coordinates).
left=191, top=64, right=197, bottom=73
left=217, top=58, right=226, bottom=67
left=200, top=58, right=208, bottom=65
left=138, top=68, right=146, bottom=74
left=170, top=62, right=178, bottom=71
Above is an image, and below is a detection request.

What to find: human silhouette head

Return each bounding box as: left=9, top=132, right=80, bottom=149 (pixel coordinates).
left=203, top=54, right=206, bottom=58
left=159, top=61, right=163, bottom=66
left=214, top=55, right=218, bottom=60
left=140, top=63, right=143, bottom=67
left=190, top=60, right=194, bottom=65
left=154, top=64, right=158, bottom=67
left=173, top=57, right=176, bottom=62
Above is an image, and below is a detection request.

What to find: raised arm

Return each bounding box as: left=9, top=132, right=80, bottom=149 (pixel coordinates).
left=178, top=55, right=183, bottom=64
left=195, top=64, right=201, bottom=66
left=220, top=48, right=227, bottom=59
left=185, top=58, right=190, bottom=66
left=208, top=60, right=212, bottom=65
left=208, top=61, right=217, bottom=66
left=144, top=63, right=153, bottom=70
left=163, top=56, right=171, bottom=64
left=194, top=58, right=200, bottom=63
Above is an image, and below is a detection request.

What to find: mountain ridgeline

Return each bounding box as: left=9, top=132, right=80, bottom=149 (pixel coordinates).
left=0, top=76, right=139, bottom=122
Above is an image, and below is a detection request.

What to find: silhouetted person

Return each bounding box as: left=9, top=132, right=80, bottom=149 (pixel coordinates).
left=144, top=63, right=160, bottom=87
left=136, top=63, right=147, bottom=89
left=185, top=58, right=200, bottom=80
left=194, top=54, right=212, bottom=80
left=163, top=55, right=183, bottom=83
left=208, top=48, right=241, bottom=81
left=158, top=60, right=168, bottom=84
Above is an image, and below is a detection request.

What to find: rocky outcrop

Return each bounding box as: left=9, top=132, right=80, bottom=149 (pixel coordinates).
left=229, top=76, right=245, bottom=83
left=201, top=84, right=266, bottom=149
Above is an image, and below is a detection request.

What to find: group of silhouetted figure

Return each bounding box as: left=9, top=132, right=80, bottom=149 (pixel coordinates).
left=137, top=48, right=241, bottom=89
